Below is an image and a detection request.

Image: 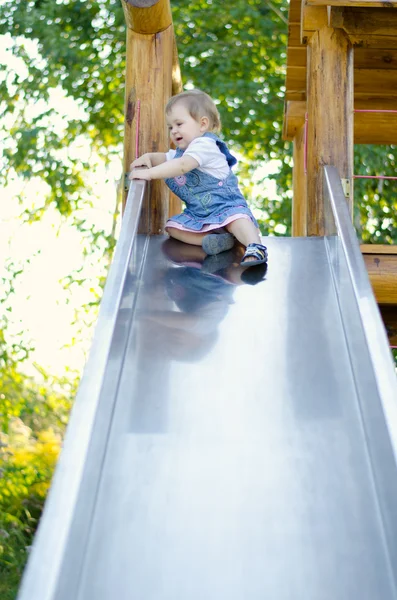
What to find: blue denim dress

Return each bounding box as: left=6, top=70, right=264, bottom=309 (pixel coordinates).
left=165, top=133, right=258, bottom=231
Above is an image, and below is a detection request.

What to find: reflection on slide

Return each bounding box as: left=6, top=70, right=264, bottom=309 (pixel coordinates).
left=139, top=238, right=267, bottom=362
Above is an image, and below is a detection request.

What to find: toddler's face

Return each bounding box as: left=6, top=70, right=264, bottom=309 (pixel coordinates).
left=166, top=102, right=207, bottom=149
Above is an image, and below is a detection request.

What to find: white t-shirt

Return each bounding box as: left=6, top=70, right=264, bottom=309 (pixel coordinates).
left=166, top=136, right=230, bottom=180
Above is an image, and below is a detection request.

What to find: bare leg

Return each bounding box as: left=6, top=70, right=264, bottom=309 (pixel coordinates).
left=166, top=226, right=225, bottom=246
left=225, top=218, right=261, bottom=246
left=166, top=226, right=207, bottom=246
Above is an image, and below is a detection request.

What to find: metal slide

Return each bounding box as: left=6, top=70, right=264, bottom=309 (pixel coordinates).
left=17, top=167, right=397, bottom=600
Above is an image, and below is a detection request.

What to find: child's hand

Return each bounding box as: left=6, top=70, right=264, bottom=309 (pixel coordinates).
left=130, top=168, right=152, bottom=181
left=130, top=154, right=152, bottom=170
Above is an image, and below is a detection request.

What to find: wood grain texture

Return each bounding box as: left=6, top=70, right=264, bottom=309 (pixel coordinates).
left=284, top=99, right=397, bottom=144
left=309, top=0, right=397, bottom=6
left=361, top=245, right=397, bottom=255
left=122, top=0, right=172, bottom=34
left=330, top=6, right=397, bottom=36
left=123, top=26, right=173, bottom=233
left=292, top=126, right=307, bottom=236
left=306, top=25, right=354, bottom=236
left=363, top=254, right=397, bottom=304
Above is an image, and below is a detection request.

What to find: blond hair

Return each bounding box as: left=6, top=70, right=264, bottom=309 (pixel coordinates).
left=165, top=89, right=221, bottom=132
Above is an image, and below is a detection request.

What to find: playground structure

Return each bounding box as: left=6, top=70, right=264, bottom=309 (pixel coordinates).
left=283, top=0, right=397, bottom=332
left=16, top=2, right=397, bottom=600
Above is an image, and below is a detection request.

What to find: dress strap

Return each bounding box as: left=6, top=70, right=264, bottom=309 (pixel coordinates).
left=203, top=132, right=237, bottom=167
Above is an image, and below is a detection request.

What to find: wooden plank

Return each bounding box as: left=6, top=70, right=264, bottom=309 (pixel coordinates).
left=287, top=47, right=307, bottom=67
left=301, top=5, right=328, bottom=42
left=354, top=110, right=397, bottom=144
left=361, top=245, right=397, bottom=255
left=355, top=115, right=397, bottom=144
left=283, top=100, right=307, bottom=140
left=306, top=27, right=354, bottom=236
left=292, top=126, right=307, bottom=236
left=288, top=0, right=302, bottom=23
left=308, top=0, right=397, bottom=7
left=285, top=65, right=397, bottom=97
left=285, top=66, right=306, bottom=94
left=330, top=7, right=397, bottom=36
left=355, top=97, right=397, bottom=109
left=355, top=69, right=397, bottom=95
left=287, top=43, right=397, bottom=71
left=363, top=254, right=397, bottom=304
left=284, top=100, right=397, bottom=144
left=289, top=13, right=397, bottom=48
left=288, top=23, right=303, bottom=46
left=285, top=90, right=307, bottom=101
left=355, top=48, right=397, bottom=69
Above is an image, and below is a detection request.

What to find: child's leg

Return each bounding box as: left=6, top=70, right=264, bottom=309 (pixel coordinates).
left=225, top=218, right=267, bottom=265
left=166, top=226, right=207, bottom=246
left=225, top=218, right=261, bottom=247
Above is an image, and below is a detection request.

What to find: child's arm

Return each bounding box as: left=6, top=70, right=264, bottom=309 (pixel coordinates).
left=130, top=152, right=167, bottom=170
left=129, top=155, right=199, bottom=181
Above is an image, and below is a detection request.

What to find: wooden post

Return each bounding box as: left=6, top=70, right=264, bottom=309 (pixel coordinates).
left=169, top=35, right=183, bottom=218
left=306, top=19, right=354, bottom=236
left=292, top=125, right=307, bottom=236
left=122, top=0, right=177, bottom=233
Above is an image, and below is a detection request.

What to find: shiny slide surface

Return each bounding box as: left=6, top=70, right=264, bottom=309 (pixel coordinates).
left=17, top=170, right=397, bottom=600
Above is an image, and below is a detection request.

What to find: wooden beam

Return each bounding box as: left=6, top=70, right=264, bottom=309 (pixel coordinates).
left=355, top=69, right=397, bottom=96
left=288, top=23, right=303, bottom=47
left=301, top=4, right=329, bottom=43
left=122, top=0, right=182, bottom=231
left=285, top=66, right=306, bottom=99
left=330, top=7, right=397, bottom=37
left=361, top=245, right=397, bottom=255
left=306, top=22, right=354, bottom=236
left=287, top=47, right=307, bottom=68
left=123, top=26, right=173, bottom=233
left=292, top=126, right=307, bottom=236
left=172, top=33, right=183, bottom=96
left=362, top=252, right=397, bottom=304
left=308, top=0, right=397, bottom=6
left=283, top=99, right=397, bottom=144
left=288, top=48, right=397, bottom=70
left=283, top=101, right=307, bottom=140
left=285, top=65, right=397, bottom=99
left=288, top=0, right=302, bottom=23
left=122, top=0, right=172, bottom=34
left=354, top=110, right=397, bottom=144
left=355, top=48, right=397, bottom=68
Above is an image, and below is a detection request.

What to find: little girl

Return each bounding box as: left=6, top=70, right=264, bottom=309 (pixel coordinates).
left=129, top=89, right=267, bottom=267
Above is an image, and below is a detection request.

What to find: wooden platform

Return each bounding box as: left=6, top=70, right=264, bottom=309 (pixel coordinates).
left=284, top=0, right=397, bottom=144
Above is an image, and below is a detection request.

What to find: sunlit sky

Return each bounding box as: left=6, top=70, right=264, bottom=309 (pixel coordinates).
left=0, top=31, right=282, bottom=377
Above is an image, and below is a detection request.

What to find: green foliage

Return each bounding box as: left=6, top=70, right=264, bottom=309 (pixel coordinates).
left=354, top=145, right=397, bottom=244
left=0, top=353, right=77, bottom=598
